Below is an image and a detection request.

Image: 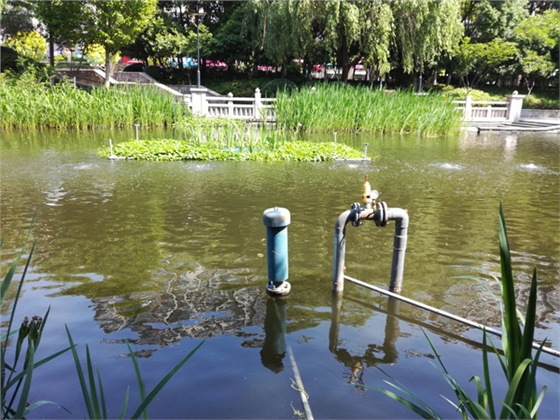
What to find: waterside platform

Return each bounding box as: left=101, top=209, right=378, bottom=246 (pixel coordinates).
left=469, top=118, right=560, bottom=134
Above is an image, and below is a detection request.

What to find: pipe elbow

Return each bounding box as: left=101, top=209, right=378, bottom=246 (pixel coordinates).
left=387, top=207, right=409, bottom=229
left=334, top=210, right=353, bottom=232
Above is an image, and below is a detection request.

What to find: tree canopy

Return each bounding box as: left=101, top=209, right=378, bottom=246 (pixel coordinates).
left=1, top=0, right=557, bottom=92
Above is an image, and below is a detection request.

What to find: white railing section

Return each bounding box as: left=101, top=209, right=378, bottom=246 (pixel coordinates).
left=189, top=88, right=525, bottom=124
left=189, top=88, right=276, bottom=122
left=452, top=92, right=525, bottom=122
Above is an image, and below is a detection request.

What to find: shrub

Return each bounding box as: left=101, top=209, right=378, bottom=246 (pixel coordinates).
left=123, top=63, right=145, bottom=73
left=144, top=65, right=165, bottom=81
left=262, top=78, right=297, bottom=98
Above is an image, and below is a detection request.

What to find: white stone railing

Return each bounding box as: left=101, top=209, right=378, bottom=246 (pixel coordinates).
left=187, top=88, right=276, bottom=122
left=453, top=92, right=525, bottom=122
left=188, top=88, right=525, bottom=124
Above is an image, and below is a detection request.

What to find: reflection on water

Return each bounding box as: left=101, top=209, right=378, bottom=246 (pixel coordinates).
left=1, top=129, right=559, bottom=419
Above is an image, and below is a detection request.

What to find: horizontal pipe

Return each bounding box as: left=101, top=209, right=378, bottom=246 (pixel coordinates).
left=344, top=275, right=560, bottom=358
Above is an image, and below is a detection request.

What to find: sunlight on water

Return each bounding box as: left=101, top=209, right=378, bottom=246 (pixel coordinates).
left=1, top=129, right=558, bottom=419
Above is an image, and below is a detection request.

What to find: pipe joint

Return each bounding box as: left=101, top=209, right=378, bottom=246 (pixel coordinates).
left=350, top=202, right=363, bottom=227
left=374, top=201, right=389, bottom=227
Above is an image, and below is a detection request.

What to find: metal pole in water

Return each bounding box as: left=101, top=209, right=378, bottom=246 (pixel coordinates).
left=263, top=207, right=291, bottom=296
left=363, top=143, right=369, bottom=159
left=134, top=124, right=140, bottom=140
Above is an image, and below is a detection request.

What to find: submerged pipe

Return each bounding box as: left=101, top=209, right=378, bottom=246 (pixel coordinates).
left=344, top=275, right=560, bottom=358
left=332, top=204, right=408, bottom=293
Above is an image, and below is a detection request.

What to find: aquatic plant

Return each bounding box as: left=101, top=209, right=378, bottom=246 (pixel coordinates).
left=66, top=328, right=203, bottom=420
left=1, top=221, right=203, bottom=419
left=275, top=84, right=463, bottom=135
left=373, top=203, right=547, bottom=419
left=100, top=136, right=365, bottom=162
left=0, top=76, right=187, bottom=130
left=1, top=220, right=72, bottom=419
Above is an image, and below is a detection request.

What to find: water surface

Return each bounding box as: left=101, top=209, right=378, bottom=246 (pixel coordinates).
left=1, top=129, right=558, bottom=419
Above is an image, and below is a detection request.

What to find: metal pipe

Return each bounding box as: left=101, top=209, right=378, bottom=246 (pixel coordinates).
left=287, top=346, right=314, bottom=420
left=333, top=208, right=374, bottom=292
left=332, top=205, right=408, bottom=293
left=332, top=210, right=352, bottom=293
left=386, top=208, right=409, bottom=293
left=343, top=274, right=560, bottom=358
left=196, top=21, right=201, bottom=88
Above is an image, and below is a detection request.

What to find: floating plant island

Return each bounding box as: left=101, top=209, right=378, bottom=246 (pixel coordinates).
left=101, top=138, right=369, bottom=162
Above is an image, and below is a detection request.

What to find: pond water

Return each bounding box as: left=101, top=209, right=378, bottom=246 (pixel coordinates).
left=1, top=128, right=559, bottom=419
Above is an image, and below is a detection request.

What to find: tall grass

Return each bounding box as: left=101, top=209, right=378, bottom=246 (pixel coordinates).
left=0, top=73, right=187, bottom=130
left=275, top=84, right=463, bottom=135
left=373, top=203, right=547, bottom=419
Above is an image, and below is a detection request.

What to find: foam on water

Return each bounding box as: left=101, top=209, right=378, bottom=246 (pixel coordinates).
left=519, top=163, right=544, bottom=172
left=430, top=162, right=463, bottom=170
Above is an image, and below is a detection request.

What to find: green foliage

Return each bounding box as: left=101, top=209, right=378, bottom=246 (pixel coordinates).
left=0, top=46, right=22, bottom=73
left=0, top=75, right=187, bottom=130
left=275, top=84, right=463, bottom=135
left=99, top=132, right=364, bottom=162
left=3, top=31, right=47, bottom=62
left=66, top=327, right=203, bottom=419
left=392, top=0, right=462, bottom=74
left=1, top=221, right=203, bottom=419
left=262, top=78, right=298, bottom=97
left=454, top=37, right=518, bottom=90
left=1, top=221, right=72, bottom=419
left=82, top=0, right=158, bottom=85
left=439, top=87, right=504, bottom=102
left=373, top=204, right=547, bottom=419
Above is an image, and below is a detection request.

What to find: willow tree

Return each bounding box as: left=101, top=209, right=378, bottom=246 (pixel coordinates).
left=83, top=0, right=157, bottom=87
left=391, top=0, right=463, bottom=91
left=263, top=0, right=315, bottom=77
left=359, top=1, right=393, bottom=87
left=321, top=0, right=362, bottom=82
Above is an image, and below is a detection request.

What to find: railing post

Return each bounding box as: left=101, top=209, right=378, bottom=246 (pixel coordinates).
left=228, top=92, right=234, bottom=117
left=487, top=104, right=492, bottom=119
left=464, top=95, right=472, bottom=120
left=254, top=88, right=262, bottom=121
left=506, top=90, right=526, bottom=122
left=190, top=87, right=208, bottom=116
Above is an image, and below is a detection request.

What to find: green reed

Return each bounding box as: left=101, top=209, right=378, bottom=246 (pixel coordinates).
left=275, top=84, right=463, bottom=135
left=1, top=219, right=203, bottom=419
left=373, top=203, right=547, bottom=419
left=1, top=217, right=72, bottom=419
left=0, top=75, right=186, bottom=130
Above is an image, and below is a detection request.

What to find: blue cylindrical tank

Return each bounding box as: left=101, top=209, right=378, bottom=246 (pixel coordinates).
left=263, top=207, right=290, bottom=282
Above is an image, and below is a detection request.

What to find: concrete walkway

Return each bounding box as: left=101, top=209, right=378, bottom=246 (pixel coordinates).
left=471, top=118, right=560, bottom=133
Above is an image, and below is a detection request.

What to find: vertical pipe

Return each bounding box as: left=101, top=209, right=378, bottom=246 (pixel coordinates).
left=196, top=20, right=201, bottom=88
left=386, top=208, right=409, bottom=293
left=332, top=210, right=352, bottom=292
left=263, top=207, right=291, bottom=295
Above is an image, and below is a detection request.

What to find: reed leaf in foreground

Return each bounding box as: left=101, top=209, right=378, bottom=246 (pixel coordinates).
left=66, top=325, right=204, bottom=420
left=372, top=203, right=547, bottom=419
left=1, top=220, right=72, bottom=419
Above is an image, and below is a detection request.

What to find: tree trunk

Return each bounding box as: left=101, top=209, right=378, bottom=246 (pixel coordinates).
left=104, top=48, right=112, bottom=88
left=49, top=32, right=55, bottom=68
